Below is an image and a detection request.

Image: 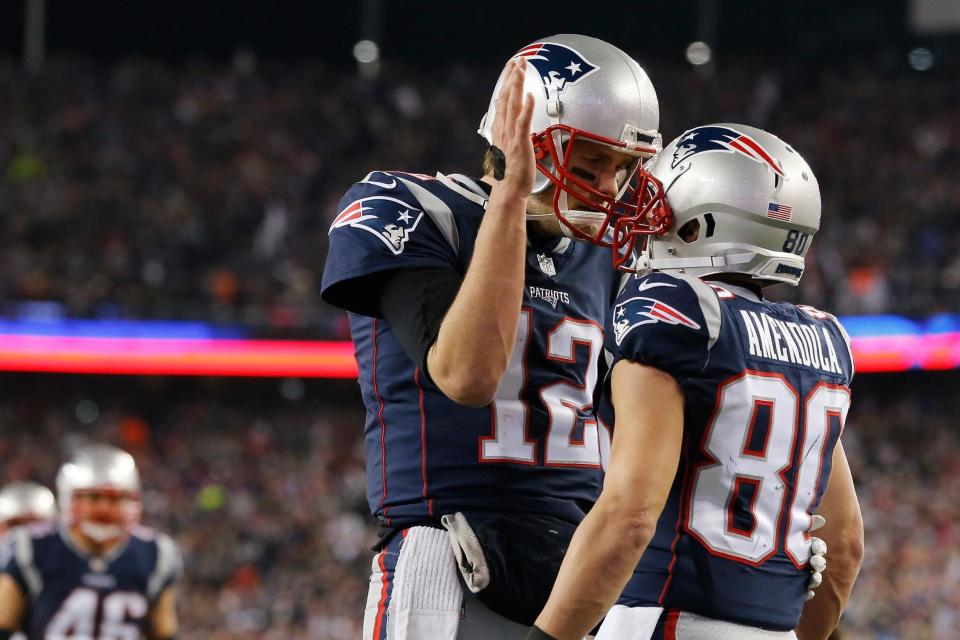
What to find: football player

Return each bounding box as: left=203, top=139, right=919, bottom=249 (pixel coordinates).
left=0, top=483, right=56, bottom=535
left=529, top=124, right=863, bottom=640
left=321, top=34, right=667, bottom=638
left=0, top=444, right=181, bottom=640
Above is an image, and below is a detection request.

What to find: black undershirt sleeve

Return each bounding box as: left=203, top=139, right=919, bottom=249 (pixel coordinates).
left=379, top=267, right=464, bottom=378
left=524, top=626, right=559, bottom=640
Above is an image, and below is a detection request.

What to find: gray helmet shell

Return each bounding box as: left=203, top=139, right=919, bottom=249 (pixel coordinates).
left=641, top=123, right=821, bottom=286
left=0, top=481, right=56, bottom=524
left=56, top=443, right=141, bottom=519
left=478, top=34, right=661, bottom=195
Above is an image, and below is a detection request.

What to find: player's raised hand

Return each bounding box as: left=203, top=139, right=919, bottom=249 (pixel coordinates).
left=490, top=58, right=536, bottom=200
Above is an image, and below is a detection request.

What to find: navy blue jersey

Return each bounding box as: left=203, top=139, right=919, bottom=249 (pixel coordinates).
left=321, top=171, right=619, bottom=527
left=1, top=523, right=181, bottom=639
left=604, top=272, right=854, bottom=631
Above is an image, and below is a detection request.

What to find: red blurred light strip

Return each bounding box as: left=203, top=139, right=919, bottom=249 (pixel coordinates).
left=0, top=335, right=359, bottom=377
left=849, top=334, right=960, bottom=373
left=0, top=333, right=957, bottom=377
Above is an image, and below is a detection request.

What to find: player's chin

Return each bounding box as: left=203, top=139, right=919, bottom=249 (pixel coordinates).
left=569, top=197, right=603, bottom=213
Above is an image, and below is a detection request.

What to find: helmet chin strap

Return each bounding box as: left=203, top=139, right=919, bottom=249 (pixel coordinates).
left=525, top=199, right=607, bottom=241
left=554, top=191, right=577, bottom=239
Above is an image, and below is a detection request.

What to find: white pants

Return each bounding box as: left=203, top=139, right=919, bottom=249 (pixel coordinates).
left=597, top=606, right=798, bottom=640
left=362, top=526, right=530, bottom=640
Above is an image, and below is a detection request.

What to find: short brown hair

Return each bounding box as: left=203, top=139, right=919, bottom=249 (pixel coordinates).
left=482, top=146, right=497, bottom=177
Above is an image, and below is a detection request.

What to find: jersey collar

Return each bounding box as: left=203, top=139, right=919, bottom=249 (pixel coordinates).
left=59, top=521, right=131, bottom=565
left=706, top=280, right=762, bottom=302
left=437, top=173, right=489, bottom=207
left=439, top=173, right=571, bottom=255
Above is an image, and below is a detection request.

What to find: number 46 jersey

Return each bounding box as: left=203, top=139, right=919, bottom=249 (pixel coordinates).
left=1, top=523, right=181, bottom=639
left=604, top=271, right=854, bottom=631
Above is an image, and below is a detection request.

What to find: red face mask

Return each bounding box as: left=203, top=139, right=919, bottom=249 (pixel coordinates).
left=531, top=124, right=672, bottom=269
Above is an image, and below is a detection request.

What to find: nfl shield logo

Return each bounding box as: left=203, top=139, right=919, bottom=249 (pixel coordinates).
left=537, top=253, right=556, bottom=276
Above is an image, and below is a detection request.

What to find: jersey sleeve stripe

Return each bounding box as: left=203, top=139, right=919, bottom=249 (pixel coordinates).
left=395, top=176, right=460, bottom=256
left=675, top=273, right=722, bottom=349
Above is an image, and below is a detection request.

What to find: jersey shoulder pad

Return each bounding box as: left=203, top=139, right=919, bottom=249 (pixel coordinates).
left=144, top=529, right=182, bottom=600
left=610, top=272, right=722, bottom=381
left=328, top=170, right=456, bottom=256
left=1, top=525, right=47, bottom=597
left=321, top=170, right=462, bottom=315
left=10, top=522, right=57, bottom=547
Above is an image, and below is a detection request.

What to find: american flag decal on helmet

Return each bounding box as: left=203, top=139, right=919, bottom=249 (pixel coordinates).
left=672, top=126, right=784, bottom=176
left=766, top=202, right=793, bottom=222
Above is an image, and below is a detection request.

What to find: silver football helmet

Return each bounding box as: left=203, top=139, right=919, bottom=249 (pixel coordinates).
left=478, top=34, right=668, bottom=246
left=0, top=482, right=56, bottom=527
left=624, top=123, right=821, bottom=285
left=56, top=443, right=142, bottom=542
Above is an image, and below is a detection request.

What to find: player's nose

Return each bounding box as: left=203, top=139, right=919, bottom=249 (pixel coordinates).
left=594, top=164, right=619, bottom=199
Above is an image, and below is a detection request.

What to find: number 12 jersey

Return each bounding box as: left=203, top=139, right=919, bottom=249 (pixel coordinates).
left=321, top=171, right=619, bottom=528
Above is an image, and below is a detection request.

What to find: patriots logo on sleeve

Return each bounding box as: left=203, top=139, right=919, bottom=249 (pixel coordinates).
left=671, top=126, right=784, bottom=176
left=330, top=196, right=425, bottom=255
left=516, top=42, right=599, bottom=97
left=613, top=296, right=701, bottom=345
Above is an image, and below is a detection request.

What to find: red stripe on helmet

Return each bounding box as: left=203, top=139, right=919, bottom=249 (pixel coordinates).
left=735, top=135, right=784, bottom=175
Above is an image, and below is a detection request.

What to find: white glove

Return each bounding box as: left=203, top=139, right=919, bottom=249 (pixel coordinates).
left=806, top=514, right=827, bottom=601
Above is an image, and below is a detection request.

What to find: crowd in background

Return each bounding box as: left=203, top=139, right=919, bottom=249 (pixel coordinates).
left=1, top=374, right=957, bottom=639
left=2, top=53, right=959, bottom=332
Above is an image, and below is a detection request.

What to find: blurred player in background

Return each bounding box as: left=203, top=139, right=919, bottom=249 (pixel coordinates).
left=0, top=483, right=56, bottom=536
left=0, top=444, right=181, bottom=640
left=0, top=483, right=56, bottom=640
left=321, top=34, right=667, bottom=638
left=529, top=125, right=863, bottom=640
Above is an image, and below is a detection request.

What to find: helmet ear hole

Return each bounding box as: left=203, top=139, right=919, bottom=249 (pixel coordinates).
left=678, top=219, right=700, bottom=243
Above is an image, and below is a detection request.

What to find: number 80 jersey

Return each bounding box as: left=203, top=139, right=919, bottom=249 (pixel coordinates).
left=1, top=523, right=181, bottom=639
left=604, top=271, right=854, bottom=631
